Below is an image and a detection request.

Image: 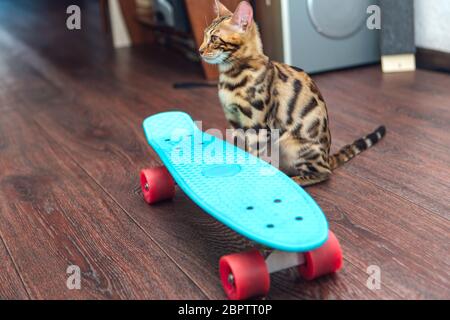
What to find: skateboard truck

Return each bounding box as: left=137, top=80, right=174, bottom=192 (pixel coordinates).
left=265, top=250, right=306, bottom=274
left=219, top=231, right=342, bottom=300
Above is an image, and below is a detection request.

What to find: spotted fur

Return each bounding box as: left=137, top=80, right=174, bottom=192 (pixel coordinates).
left=199, top=1, right=386, bottom=186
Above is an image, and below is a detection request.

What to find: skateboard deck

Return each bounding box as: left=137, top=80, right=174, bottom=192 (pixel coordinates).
left=143, top=112, right=329, bottom=252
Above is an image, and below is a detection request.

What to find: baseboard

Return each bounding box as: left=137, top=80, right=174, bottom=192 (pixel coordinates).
left=416, top=47, right=450, bottom=74
left=381, top=54, right=416, bottom=73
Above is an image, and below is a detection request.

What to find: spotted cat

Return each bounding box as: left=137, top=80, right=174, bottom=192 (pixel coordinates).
left=199, top=1, right=386, bottom=186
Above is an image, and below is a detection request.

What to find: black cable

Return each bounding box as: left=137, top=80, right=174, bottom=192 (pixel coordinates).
left=173, top=82, right=218, bottom=89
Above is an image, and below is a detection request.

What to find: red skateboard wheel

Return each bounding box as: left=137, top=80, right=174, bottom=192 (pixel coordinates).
left=299, top=231, right=343, bottom=280
left=219, top=250, right=270, bottom=300
left=140, top=167, right=175, bottom=204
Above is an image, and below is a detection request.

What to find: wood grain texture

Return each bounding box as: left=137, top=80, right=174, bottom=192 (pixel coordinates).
left=0, top=236, right=29, bottom=299
left=0, top=2, right=205, bottom=299
left=0, top=0, right=449, bottom=300
left=0, top=108, right=206, bottom=300
left=314, top=68, right=450, bottom=218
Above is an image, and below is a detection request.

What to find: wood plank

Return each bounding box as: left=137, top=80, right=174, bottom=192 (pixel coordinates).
left=48, top=60, right=450, bottom=298
left=0, top=236, right=29, bottom=299
left=314, top=68, right=450, bottom=218
left=0, top=39, right=391, bottom=299
left=0, top=31, right=205, bottom=298
left=0, top=107, right=206, bottom=299
left=309, top=174, right=450, bottom=299
left=0, top=24, right=201, bottom=299
left=11, top=41, right=448, bottom=299
left=25, top=74, right=448, bottom=299
left=24, top=67, right=448, bottom=298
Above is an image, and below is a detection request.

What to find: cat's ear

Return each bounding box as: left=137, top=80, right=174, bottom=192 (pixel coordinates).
left=214, top=0, right=232, bottom=17
left=231, top=1, right=254, bottom=32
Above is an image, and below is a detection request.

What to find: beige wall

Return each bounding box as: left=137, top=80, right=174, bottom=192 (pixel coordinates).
left=415, top=0, right=450, bottom=53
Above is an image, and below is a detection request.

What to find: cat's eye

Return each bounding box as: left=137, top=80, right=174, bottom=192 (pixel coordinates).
left=210, top=35, right=219, bottom=42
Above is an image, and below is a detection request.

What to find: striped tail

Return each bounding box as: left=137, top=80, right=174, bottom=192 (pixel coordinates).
left=329, top=126, right=386, bottom=171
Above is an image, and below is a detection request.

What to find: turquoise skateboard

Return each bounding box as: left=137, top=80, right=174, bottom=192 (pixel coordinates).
left=140, top=112, right=342, bottom=300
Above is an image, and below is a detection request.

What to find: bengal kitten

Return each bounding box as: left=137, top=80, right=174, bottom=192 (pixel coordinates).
left=199, top=1, right=386, bottom=186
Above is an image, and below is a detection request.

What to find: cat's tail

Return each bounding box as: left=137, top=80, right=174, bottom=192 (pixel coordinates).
left=329, top=126, right=386, bottom=171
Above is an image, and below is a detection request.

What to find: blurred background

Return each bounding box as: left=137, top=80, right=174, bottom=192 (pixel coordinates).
left=96, top=0, right=449, bottom=78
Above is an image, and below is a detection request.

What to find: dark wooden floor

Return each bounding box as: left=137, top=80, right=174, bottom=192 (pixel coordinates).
left=0, top=0, right=449, bottom=300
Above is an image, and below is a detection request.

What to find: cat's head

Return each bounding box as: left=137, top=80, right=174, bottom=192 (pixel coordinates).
left=199, top=1, right=262, bottom=65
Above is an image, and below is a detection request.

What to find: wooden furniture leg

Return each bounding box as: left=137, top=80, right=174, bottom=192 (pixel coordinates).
left=99, top=0, right=110, bottom=33
left=118, top=0, right=155, bottom=45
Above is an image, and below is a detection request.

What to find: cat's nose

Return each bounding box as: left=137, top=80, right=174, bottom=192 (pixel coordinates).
left=199, top=48, right=205, bottom=55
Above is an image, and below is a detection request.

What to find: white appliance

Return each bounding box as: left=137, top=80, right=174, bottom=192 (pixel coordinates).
left=255, top=0, right=381, bottom=73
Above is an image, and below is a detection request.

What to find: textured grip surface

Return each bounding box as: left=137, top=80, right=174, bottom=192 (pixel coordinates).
left=143, top=112, right=328, bottom=252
